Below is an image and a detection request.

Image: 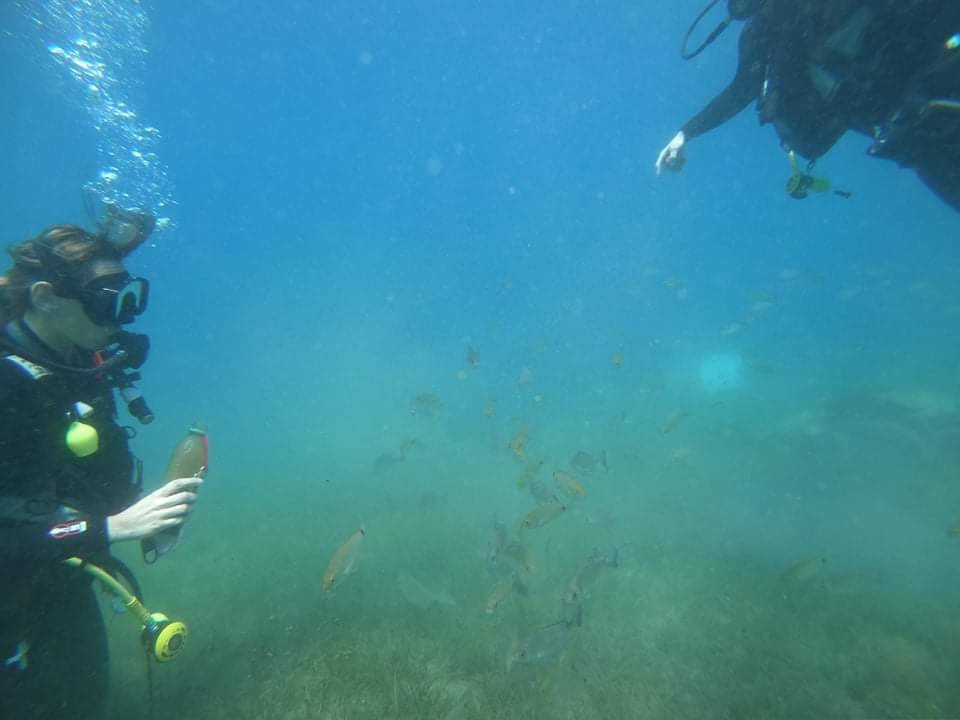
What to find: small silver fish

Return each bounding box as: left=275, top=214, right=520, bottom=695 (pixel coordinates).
left=485, top=573, right=518, bottom=614
left=518, top=500, right=567, bottom=531
left=562, top=544, right=627, bottom=604
left=559, top=595, right=583, bottom=628
left=570, top=450, right=604, bottom=474
left=502, top=540, right=535, bottom=575
left=373, top=450, right=405, bottom=472
left=411, top=393, right=443, bottom=417
left=486, top=521, right=512, bottom=577
left=779, top=556, right=827, bottom=585
left=527, top=476, right=556, bottom=505
left=507, top=621, right=574, bottom=671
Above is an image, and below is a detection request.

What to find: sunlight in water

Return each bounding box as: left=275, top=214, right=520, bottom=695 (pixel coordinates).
left=699, top=352, right=742, bottom=393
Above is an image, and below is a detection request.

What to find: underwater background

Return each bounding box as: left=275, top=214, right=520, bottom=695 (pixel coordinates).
left=3, top=1, right=960, bottom=717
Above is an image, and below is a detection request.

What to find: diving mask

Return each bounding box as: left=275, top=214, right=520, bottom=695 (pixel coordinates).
left=78, top=273, right=150, bottom=326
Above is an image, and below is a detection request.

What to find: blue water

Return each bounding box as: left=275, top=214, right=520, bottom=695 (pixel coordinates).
left=3, top=2, right=960, bottom=718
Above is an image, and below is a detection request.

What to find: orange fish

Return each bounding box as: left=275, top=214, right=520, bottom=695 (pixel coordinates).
left=510, top=426, right=529, bottom=461
left=323, top=526, right=366, bottom=592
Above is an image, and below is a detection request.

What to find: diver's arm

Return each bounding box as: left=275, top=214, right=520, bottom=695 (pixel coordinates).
left=680, top=21, right=765, bottom=140
left=106, top=476, right=202, bottom=542
left=0, top=477, right=200, bottom=573
left=0, top=501, right=111, bottom=570
left=656, top=20, right=766, bottom=174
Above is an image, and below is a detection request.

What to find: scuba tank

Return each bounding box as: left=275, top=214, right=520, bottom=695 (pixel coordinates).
left=142, top=423, right=208, bottom=563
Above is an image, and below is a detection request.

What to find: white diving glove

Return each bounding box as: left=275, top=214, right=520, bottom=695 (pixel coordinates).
left=655, top=131, right=687, bottom=175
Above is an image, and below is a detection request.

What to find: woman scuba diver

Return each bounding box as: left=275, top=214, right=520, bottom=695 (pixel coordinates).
left=0, top=214, right=201, bottom=719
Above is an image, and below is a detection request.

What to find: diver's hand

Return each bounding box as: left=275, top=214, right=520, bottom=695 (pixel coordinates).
left=107, top=477, right=203, bottom=543
left=655, top=131, right=686, bottom=175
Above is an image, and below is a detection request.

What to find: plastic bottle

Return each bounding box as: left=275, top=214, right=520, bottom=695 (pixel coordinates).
left=146, top=423, right=209, bottom=560
left=165, top=423, right=208, bottom=484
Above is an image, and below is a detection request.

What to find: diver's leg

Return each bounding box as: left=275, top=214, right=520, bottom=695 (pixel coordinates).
left=53, top=586, right=109, bottom=719
left=2, top=584, right=109, bottom=719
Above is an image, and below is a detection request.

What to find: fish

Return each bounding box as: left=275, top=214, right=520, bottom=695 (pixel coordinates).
left=570, top=450, right=607, bottom=474
left=611, top=351, right=624, bottom=369
left=518, top=500, right=567, bottom=531
left=373, top=450, right=405, bottom=472
left=661, top=409, right=688, bottom=434
left=663, top=275, right=685, bottom=291
left=527, top=476, right=556, bottom=506
left=486, top=519, right=514, bottom=577
left=323, top=526, right=366, bottom=592
left=778, top=556, right=827, bottom=585
left=559, top=593, right=583, bottom=628
left=485, top=573, right=519, bottom=615
left=562, top=545, right=628, bottom=605
left=418, top=491, right=445, bottom=508
left=517, top=367, right=533, bottom=386
left=411, top=393, right=443, bottom=416
left=517, top=458, right=544, bottom=488
left=509, top=426, right=529, bottom=461
left=373, top=438, right=420, bottom=472
left=553, top=470, right=586, bottom=498
left=946, top=519, right=960, bottom=538
left=516, top=457, right=544, bottom=487
left=502, top=540, right=536, bottom=575
left=487, top=520, right=510, bottom=560
left=483, top=396, right=496, bottom=417
left=466, top=346, right=479, bottom=367
left=507, top=621, right=574, bottom=671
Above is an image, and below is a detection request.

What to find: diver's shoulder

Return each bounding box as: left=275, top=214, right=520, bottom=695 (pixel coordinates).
left=0, top=352, right=55, bottom=378
left=0, top=351, right=57, bottom=400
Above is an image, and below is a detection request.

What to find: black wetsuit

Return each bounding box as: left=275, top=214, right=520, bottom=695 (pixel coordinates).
left=0, top=320, right=140, bottom=719
left=680, top=0, right=960, bottom=210
left=680, top=1, right=848, bottom=159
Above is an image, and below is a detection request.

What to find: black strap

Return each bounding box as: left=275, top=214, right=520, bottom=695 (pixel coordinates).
left=682, top=0, right=732, bottom=60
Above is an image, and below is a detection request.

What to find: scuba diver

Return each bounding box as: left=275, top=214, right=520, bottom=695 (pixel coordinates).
left=655, top=0, right=960, bottom=212
left=0, top=211, right=201, bottom=719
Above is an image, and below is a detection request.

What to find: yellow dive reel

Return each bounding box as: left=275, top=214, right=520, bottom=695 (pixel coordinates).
left=785, top=150, right=851, bottom=200
left=63, top=557, right=188, bottom=662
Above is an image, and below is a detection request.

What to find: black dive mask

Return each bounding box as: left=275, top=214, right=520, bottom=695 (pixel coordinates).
left=78, top=273, right=150, bottom=326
